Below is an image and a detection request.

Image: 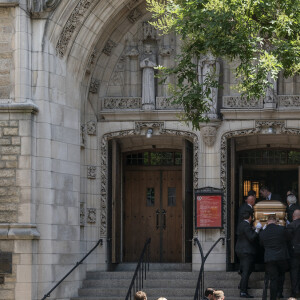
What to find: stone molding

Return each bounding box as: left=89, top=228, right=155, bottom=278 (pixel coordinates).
left=56, top=0, right=94, bottom=58
left=278, top=95, right=300, bottom=107
left=100, top=126, right=199, bottom=236
left=220, top=120, right=300, bottom=238
left=222, top=96, right=263, bottom=109
left=0, top=223, right=40, bottom=239
left=103, top=97, right=141, bottom=110
left=0, top=101, right=39, bottom=114
left=0, top=1, right=19, bottom=6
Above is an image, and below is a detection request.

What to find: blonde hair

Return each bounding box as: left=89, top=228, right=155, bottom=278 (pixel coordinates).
left=213, top=290, right=225, bottom=300
left=134, top=291, right=147, bottom=300
left=157, top=298, right=167, bottom=300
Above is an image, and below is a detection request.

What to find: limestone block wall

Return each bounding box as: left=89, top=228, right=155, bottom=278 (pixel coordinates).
left=0, top=7, right=14, bottom=100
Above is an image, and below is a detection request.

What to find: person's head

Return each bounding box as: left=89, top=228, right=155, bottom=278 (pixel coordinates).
left=287, top=190, right=295, bottom=196
left=156, top=298, right=167, bottom=300
left=246, top=195, right=255, bottom=206
left=293, top=209, right=300, bottom=221
left=247, top=190, right=256, bottom=199
left=267, top=214, right=277, bottom=225
left=242, top=211, right=252, bottom=222
left=204, top=288, right=215, bottom=299
left=260, top=186, right=270, bottom=198
left=287, top=298, right=296, bottom=300
left=134, top=291, right=147, bottom=300
left=287, top=194, right=297, bottom=205
left=213, top=290, right=225, bottom=300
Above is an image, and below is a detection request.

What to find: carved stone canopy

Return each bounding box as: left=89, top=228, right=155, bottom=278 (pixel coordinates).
left=27, top=0, right=61, bottom=18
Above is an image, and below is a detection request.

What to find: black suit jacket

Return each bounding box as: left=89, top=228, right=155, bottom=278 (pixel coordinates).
left=259, top=223, right=289, bottom=262
left=287, top=204, right=300, bottom=223
left=238, top=203, right=254, bottom=224
left=269, top=193, right=282, bottom=201
left=235, top=220, right=258, bottom=256
left=286, top=218, right=300, bottom=255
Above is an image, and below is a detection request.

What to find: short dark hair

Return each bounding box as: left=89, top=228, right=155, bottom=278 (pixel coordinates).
left=205, top=288, right=215, bottom=297
left=260, top=186, right=270, bottom=192
left=242, top=211, right=251, bottom=220
left=247, top=190, right=256, bottom=197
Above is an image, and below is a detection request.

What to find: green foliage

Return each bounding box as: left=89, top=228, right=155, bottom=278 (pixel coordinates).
left=147, top=0, right=300, bottom=129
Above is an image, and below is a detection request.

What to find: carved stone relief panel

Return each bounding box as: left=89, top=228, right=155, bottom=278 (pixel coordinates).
left=128, top=8, right=142, bottom=23
left=89, top=78, right=100, bottom=94
left=103, top=97, right=141, bottom=109
left=278, top=95, right=300, bottom=107
left=87, top=166, right=97, bottom=179
left=102, top=39, right=117, bottom=56
left=222, top=96, right=263, bottom=109
left=155, top=97, right=183, bottom=110
left=100, top=128, right=199, bottom=236
left=86, top=120, right=97, bottom=135
left=200, top=126, right=218, bottom=146
left=87, top=208, right=96, bottom=224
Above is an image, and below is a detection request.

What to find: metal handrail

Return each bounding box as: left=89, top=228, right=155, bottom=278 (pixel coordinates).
left=41, top=238, right=103, bottom=300
left=125, top=238, right=151, bottom=300
left=193, top=237, right=225, bottom=300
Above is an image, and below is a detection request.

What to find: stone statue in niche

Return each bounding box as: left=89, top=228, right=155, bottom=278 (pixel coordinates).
left=198, top=52, right=220, bottom=119
left=264, top=73, right=278, bottom=108
left=140, top=44, right=157, bottom=110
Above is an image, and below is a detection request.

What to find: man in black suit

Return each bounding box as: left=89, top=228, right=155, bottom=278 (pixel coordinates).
left=236, top=211, right=262, bottom=298
left=238, top=195, right=255, bottom=224
left=259, top=215, right=289, bottom=300
left=286, top=194, right=300, bottom=223
left=260, top=186, right=282, bottom=201
left=286, top=209, right=300, bottom=297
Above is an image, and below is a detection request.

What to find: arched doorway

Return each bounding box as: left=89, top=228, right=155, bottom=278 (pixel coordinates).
left=103, top=129, right=197, bottom=264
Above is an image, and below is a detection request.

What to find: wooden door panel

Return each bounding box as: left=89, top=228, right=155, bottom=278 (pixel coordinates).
left=124, top=170, right=160, bottom=262
left=162, top=170, right=182, bottom=262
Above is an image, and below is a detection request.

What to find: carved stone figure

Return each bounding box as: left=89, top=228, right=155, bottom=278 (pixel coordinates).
left=198, top=53, right=220, bottom=119
left=128, top=8, right=142, bottom=23
left=264, top=73, right=278, bottom=108
left=140, top=45, right=156, bottom=110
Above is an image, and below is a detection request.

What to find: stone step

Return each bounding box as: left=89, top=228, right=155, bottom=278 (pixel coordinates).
left=111, top=263, right=192, bottom=272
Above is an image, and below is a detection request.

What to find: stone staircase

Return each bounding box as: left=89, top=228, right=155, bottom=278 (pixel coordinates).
left=70, top=264, right=292, bottom=300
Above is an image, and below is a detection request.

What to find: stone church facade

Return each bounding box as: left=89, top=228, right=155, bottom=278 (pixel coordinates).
left=0, top=0, right=299, bottom=299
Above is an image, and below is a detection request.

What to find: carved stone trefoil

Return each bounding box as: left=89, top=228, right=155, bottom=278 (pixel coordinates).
left=87, top=208, right=96, bottom=224
left=89, top=78, right=100, bottom=94
left=127, top=8, right=142, bottom=23
left=87, top=166, right=97, bottom=179
left=86, top=120, right=97, bottom=135
left=102, top=39, right=117, bottom=56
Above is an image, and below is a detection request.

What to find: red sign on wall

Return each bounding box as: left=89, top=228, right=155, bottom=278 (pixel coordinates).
left=196, top=194, right=223, bottom=228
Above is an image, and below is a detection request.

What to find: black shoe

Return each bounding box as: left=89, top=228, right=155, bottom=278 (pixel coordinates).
left=240, top=292, right=254, bottom=298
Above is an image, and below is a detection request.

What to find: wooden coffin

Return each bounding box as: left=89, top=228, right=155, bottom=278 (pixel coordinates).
left=253, top=200, right=286, bottom=227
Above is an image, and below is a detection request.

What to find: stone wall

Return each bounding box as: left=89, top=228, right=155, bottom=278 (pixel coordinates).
left=0, top=7, right=14, bottom=100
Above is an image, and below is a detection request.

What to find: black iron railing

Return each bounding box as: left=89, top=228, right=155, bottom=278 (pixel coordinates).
left=41, top=239, right=103, bottom=300
left=125, top=238, right=151, bottom=300
left=193, top=237, right=225, bottom=300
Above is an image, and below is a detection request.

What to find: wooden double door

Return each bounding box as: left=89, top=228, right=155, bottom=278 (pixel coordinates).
left=124, top=169, right=182, bottom=262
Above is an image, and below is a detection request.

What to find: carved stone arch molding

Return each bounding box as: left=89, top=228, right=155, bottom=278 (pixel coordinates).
left=220, top=120, right=300, bottom=236
left=99, top=122, right=199, bottom=236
